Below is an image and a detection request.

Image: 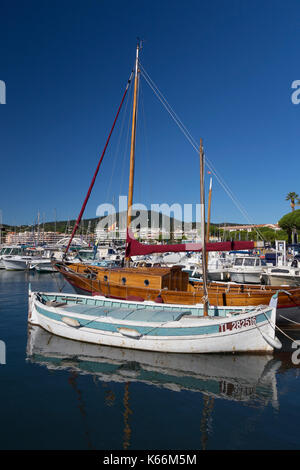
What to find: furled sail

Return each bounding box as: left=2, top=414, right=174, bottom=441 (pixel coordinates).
left=125, top=230, right=262, bottom=258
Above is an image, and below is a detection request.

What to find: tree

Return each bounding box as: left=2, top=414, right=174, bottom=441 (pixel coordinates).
left=278, top=209, right=300, bottom=243
left=286, top=192, right=299, bottom=211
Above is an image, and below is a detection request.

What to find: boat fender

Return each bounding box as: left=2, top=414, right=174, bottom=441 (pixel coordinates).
left=154, top=294, right=164, bottom=303
left=117, top=327, right=143, bottom=339
left=261, top=332, right=282, bottom=350
left=61, top=317, right=81, bottom=328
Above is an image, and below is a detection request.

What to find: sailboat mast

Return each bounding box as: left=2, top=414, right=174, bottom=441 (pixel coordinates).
left=206, top=177, right=212, bottom=243
left=126, top=42, right=140, bottom=239
left=205, top=176, right=212, bottom=268
left=200, top=139, right=209, bottom=317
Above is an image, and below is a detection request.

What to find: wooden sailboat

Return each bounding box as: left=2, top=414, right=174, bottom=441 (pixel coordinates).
left=27, top=44, right=285, bottom=352
left=52, top=40, right=300, bottom=326
left=52, top=257, right=300, bottom=323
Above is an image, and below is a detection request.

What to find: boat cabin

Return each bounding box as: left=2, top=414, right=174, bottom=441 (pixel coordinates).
left=67, top=263, right=190, bottom=292
left=232, top=256, right=265, bottom=268
left=0, top=246, right=26, bottom=257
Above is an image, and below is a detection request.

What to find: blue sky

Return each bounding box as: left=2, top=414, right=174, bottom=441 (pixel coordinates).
left=0, top=0, right=299, bottom=227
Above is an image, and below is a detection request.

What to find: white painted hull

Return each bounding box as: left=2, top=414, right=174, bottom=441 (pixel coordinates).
left=28, top=291, right=279, bottom=354
left=261, top=273, right=300, bottom=287
left=35, top=265, right=57, bottom=273
left=229, top=271, right=262, bottom=284
left=3, top=258, right=30, bottom=270
left=30, top=260, right=56, bottom=272
left=207, top=270, right=230, bottom=281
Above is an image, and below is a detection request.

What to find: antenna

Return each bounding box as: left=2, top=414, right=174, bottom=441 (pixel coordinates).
left=136, top=37, right=144, bottom=50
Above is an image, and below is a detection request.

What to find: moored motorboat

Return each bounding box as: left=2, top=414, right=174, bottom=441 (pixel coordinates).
left=0, top=245, right=27, bottom=269
left=30, top=259, right=58, bottom=273
left=2, top=255, right=34, bottom=270
left=261, top=264, right=300, bottom=287
left=227, top=255, right=266, bottom=284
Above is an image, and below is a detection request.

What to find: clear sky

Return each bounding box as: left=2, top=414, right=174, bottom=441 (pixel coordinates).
left=0, top=0, right=299, bottom=227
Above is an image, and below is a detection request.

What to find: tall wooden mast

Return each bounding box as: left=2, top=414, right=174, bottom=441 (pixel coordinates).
left=127, top=42, right=140, bottom=236
left=205, top=176, right=212, bottom=267
left=200, top=139, right=209, bottom=317
left=206, top=177, right=212, bottom=244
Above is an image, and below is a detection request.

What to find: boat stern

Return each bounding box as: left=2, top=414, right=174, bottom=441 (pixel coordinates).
left=28, top=285, right=39, bottom=325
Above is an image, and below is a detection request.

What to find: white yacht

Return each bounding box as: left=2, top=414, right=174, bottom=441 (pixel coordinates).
left=0, top=245, right=27, bottom=269
left=227, top=255, right=266, bottom=284
left=179, top=252, right=231, bottom=282
left=29, top=249, right=60, bottom=272
left=2, top=247, right=45, bottom=271
left=260, top=260, right=300, bottom=286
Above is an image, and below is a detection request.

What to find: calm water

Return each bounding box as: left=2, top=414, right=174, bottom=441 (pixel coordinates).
left=1, top=270, right=300, bottom=451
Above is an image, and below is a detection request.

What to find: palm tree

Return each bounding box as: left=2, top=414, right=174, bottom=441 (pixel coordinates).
left=286, top=192, right=299, bottom=211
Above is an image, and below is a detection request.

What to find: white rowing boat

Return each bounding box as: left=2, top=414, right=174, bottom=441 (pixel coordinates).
left=28, top=287, right=281, bottom=354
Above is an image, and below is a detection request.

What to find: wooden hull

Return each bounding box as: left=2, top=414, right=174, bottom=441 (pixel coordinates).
left=53, top=262, right=300, bottom=325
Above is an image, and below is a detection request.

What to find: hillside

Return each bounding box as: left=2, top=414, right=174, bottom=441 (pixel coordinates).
left=1, top=212, right=246, bottom=234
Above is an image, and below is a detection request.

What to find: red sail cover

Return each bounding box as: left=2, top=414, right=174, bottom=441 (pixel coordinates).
left=125, top=230, right=256, bottom=258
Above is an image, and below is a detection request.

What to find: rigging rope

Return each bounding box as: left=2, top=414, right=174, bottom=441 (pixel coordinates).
left=139, top=62, right=265, bottom=242
left=119, top=86, right=134, bottom=202
left=105, top=81, right=132, bottom=207
left=65, top=70, right=134, bottom=254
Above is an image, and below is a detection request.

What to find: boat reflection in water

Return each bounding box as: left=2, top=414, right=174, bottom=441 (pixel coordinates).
left=26, top=325, right=280, bottom=407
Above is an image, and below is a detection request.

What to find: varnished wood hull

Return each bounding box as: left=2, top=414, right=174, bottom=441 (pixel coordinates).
left=53, top=262, right=300, bottom=325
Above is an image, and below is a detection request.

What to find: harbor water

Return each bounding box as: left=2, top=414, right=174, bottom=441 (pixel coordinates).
left=1, top=270, right=300, bottom=450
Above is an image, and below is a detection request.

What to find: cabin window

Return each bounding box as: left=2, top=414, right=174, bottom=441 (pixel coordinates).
left=144, top=279, right=150, bottom=286
left=234, top=258, right=243, bottom=266
left=122, top=277, right=126, bottom=285
left=104, top=275, right=108, bottom=282
left=86, top=273, right=96, bottom=280
left=272, top=269, right=289, bottom=273
left=244, top=258, right=255, bottom=266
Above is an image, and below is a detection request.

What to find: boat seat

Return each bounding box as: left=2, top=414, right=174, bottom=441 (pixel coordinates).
left=45, top=301, right=68, bottom=307
left=104, top=308, right=192, bottom=323
left=55, top=303, right=192, bottom=323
